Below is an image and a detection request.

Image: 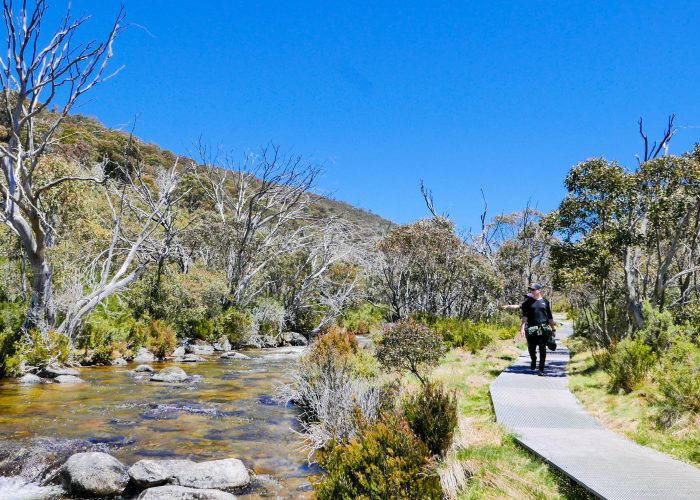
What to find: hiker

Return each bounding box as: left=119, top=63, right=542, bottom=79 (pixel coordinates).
left=519, top=284, right=555, bottom=376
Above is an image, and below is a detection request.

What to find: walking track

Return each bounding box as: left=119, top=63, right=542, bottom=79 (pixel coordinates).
left=489, top=320, right=700, bottom=499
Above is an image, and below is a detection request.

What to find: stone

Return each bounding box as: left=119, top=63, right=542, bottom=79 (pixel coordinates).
left=134, top=364, right=155, bottom=373
left=128, top=459, right=193, bottom=488
left=281, top=331, right=308, bottom=346
left=172, top=346, right=186, bottom=358
left=37, top=363, right=80, bottom=378
left=54, top=375, right=86, bottom=384
left=180, top=354, right=205, bottom=362
left=18, top=373, right=42, bottom=384
left=260, top=335, right=279, bottom=348
left=133, top=347, right=156, bottom=363
left=220, top=351, right=251, bottom=360
left=60, top=451, right=129, bottom=497
left=151, top=366, right=188, bottom=383
left=186, top=342, right=215, bottom=356
left=112, top=357, right=128, bottom=366
left=212, top=336, right=231, bottom=352
left=137, top=485, right=236, bottom=500
left=128, top=458, right=249, bottom=492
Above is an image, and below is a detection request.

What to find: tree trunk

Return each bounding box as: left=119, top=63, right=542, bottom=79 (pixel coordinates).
left=25, top=256, right=55, bottom=332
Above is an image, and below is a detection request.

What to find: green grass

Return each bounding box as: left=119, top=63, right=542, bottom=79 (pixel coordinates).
left=433, top=341, right=594, bottom=499
left=568, top=348, right=700, bottom=468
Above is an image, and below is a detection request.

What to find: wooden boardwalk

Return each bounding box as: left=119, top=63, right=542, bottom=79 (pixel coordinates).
left=489, top=321, right=700, bottom=499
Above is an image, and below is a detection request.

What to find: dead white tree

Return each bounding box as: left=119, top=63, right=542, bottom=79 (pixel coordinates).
left=0, top=0, right=123, bottom=331
left=196, top=143, right=320, bottom=305
left=58, top=161, right=187, bottom=338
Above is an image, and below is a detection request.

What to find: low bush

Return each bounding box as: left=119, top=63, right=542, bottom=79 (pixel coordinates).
left=314, top=414, right=442, bottom=500
left=252, top=297, right=285, bottom=340
left=0, top=302, right=24, bottom=376
left=428, top=318, right=495, bottom=353
left=656, top=339, right=700, bottom=426
left=147, top=320, right=177, bottom=359
left=217, top=308, right=254, bottom=347
left=604, top=336, right=657, bottom=393
left=403, top=380, right=458, bottom=457
left=338, top=302, right=387, bottom=335
left=376, top=319, right=446, bottom=384
left=7, top=329, right=70, bottom=373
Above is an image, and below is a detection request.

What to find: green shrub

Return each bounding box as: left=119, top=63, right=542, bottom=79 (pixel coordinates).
left=0, top=302, right=24, bottom=376
left=656, top=339, right=700, bottom=426
left=7, top=329, right=70, bottom=373
left=315, top=415, right=441, bottom=500
left=147, top=320, right=177, bottom=359
left=252, top=298, right=285, bottom=338
left=604, top=336, right=657, bottom=393
left=376, top=319, right=446, bottom=385
left=403, top=380, right=458, bottom=457
left=339, top=303, right=387, bottom=335
left=186, top=317, right=215, bottom=341
left=431, top=318, right=496, bottom=353
left=217, top=308, right=254, bottom=346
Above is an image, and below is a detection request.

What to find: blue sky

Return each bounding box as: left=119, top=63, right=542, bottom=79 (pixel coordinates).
left=49, top=1, right=700, bottom=230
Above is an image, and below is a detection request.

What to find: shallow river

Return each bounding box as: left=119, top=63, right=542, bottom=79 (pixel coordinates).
left=0, top=348, right=317, bottom=498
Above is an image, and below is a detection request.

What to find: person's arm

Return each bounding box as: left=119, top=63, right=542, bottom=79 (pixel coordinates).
left=502, top=304, right=520, bottom=311
left=520, top=316, right=527, bottom=337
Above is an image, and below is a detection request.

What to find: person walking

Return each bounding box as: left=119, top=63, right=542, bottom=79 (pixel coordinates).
left=519, top=284, right=555, bottom=376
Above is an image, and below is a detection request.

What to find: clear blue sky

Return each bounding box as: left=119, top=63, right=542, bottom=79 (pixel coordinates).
left=51, top=1, right=700, bottom=230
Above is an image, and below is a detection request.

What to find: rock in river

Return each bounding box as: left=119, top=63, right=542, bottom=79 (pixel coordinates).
left=281, top=331, right=308, bottom=346
left=220, top=351, right=251, bottom=360
left=150, top=366, right=188, bottom=383
left=172, top=346, right=186, bottom=358
left=128, top=458, right=250, bottom=491
left=112, top=357, right=128, bottom=366
left=18, top=373, right=42, bottom=384
left=212, top=336, right=231, bottom=352
left=54, top=375, right=86, bottom=384
left=137, top=485, right=236, bottom=500
left=180, top=353, right=205, bottom=363
left=134, top=364, right=155, bottom=373
left=186, top=342, right=215, bottom=356
left=37, top=363, right=80, bottom=378
left=60, top=451, right=129, bottom=497
left=133, top=347, right=156, bottom=363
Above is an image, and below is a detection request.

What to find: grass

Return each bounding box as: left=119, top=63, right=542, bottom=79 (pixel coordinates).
left=433, top=340, right=595, bottom=499
left=568, top=347, right=700, bottom=468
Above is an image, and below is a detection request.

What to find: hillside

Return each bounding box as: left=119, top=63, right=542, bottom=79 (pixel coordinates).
left=52, top=113, right=394, bottom=239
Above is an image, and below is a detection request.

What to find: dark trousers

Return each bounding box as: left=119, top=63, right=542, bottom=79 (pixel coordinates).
left=526, top=332, right=547, bottom=370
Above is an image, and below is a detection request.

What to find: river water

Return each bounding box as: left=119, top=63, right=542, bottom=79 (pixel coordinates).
left=0, top=348, right=316, bottom=499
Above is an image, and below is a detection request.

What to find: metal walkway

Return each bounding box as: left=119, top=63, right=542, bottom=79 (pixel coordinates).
left=489, top=321, right=700, bottom=499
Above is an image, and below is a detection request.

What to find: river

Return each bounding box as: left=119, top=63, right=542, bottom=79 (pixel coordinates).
left=0, top=347, right=316, bottom=499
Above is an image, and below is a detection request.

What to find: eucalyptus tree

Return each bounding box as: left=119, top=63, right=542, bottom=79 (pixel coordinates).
left=0, top=0, right=123, bottom=331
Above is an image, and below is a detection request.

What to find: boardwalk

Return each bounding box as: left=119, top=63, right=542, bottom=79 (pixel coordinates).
left=489, top=321, right=700, bottom=500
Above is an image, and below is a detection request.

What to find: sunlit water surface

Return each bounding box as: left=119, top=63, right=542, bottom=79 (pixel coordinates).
left=0, top=348, right=316, bottom=498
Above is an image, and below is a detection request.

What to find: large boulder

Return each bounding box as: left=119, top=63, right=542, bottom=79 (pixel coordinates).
left=112, top=357, right=128, bottom=366
left=133, top=347, right=156, bottom=363
left=128, top=458, right=249, bottom=491
left=259, top=336, right=279, bottom=348
left=220, top=351, right=251, bottom=360
left=54, top=375, right=86, bottom=384
left=186, top=342, right=215, bottom=356
left=151, top=366, right=188, bottom=383
left=180, top=354, right=205, bottom=363
left=212, top=336, right=231, bottom=352
left=172, top=346, right=186, bottom=358
left=128, top=459, right=193, bottom=488
left=137, top=485, right=236, bottom=500
left=37, top=364, right=79, bottom=378
left=60, top=452, right=129, bottom=497
left=18, top=373, right=42, bottom=384
left=176, top=458, right=249, bottom=490
left=281, top=331, right=308, bottom=347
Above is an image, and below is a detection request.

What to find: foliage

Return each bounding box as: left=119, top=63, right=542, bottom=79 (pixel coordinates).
left=217, top=307, right=254, bottom=347
left=314, top=414, right=442, bottom=500
left=0, top=302, right=24, bottom=376
left=403, top=380, right=458, bottom=457
left=252, top=297, right=286, bottom=339
left=7, top=329, right=70, bottom=373
left=338, top=302, right=387, bottom=334
left=429, top=317, right=496, bottom=353
left=147, top=320, right=177, bottom=359
left=603, top=336, right=657, bottom=393
left=376, top=319, right=447, bottom=384
left=656, top=339, right=700, bottom=426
